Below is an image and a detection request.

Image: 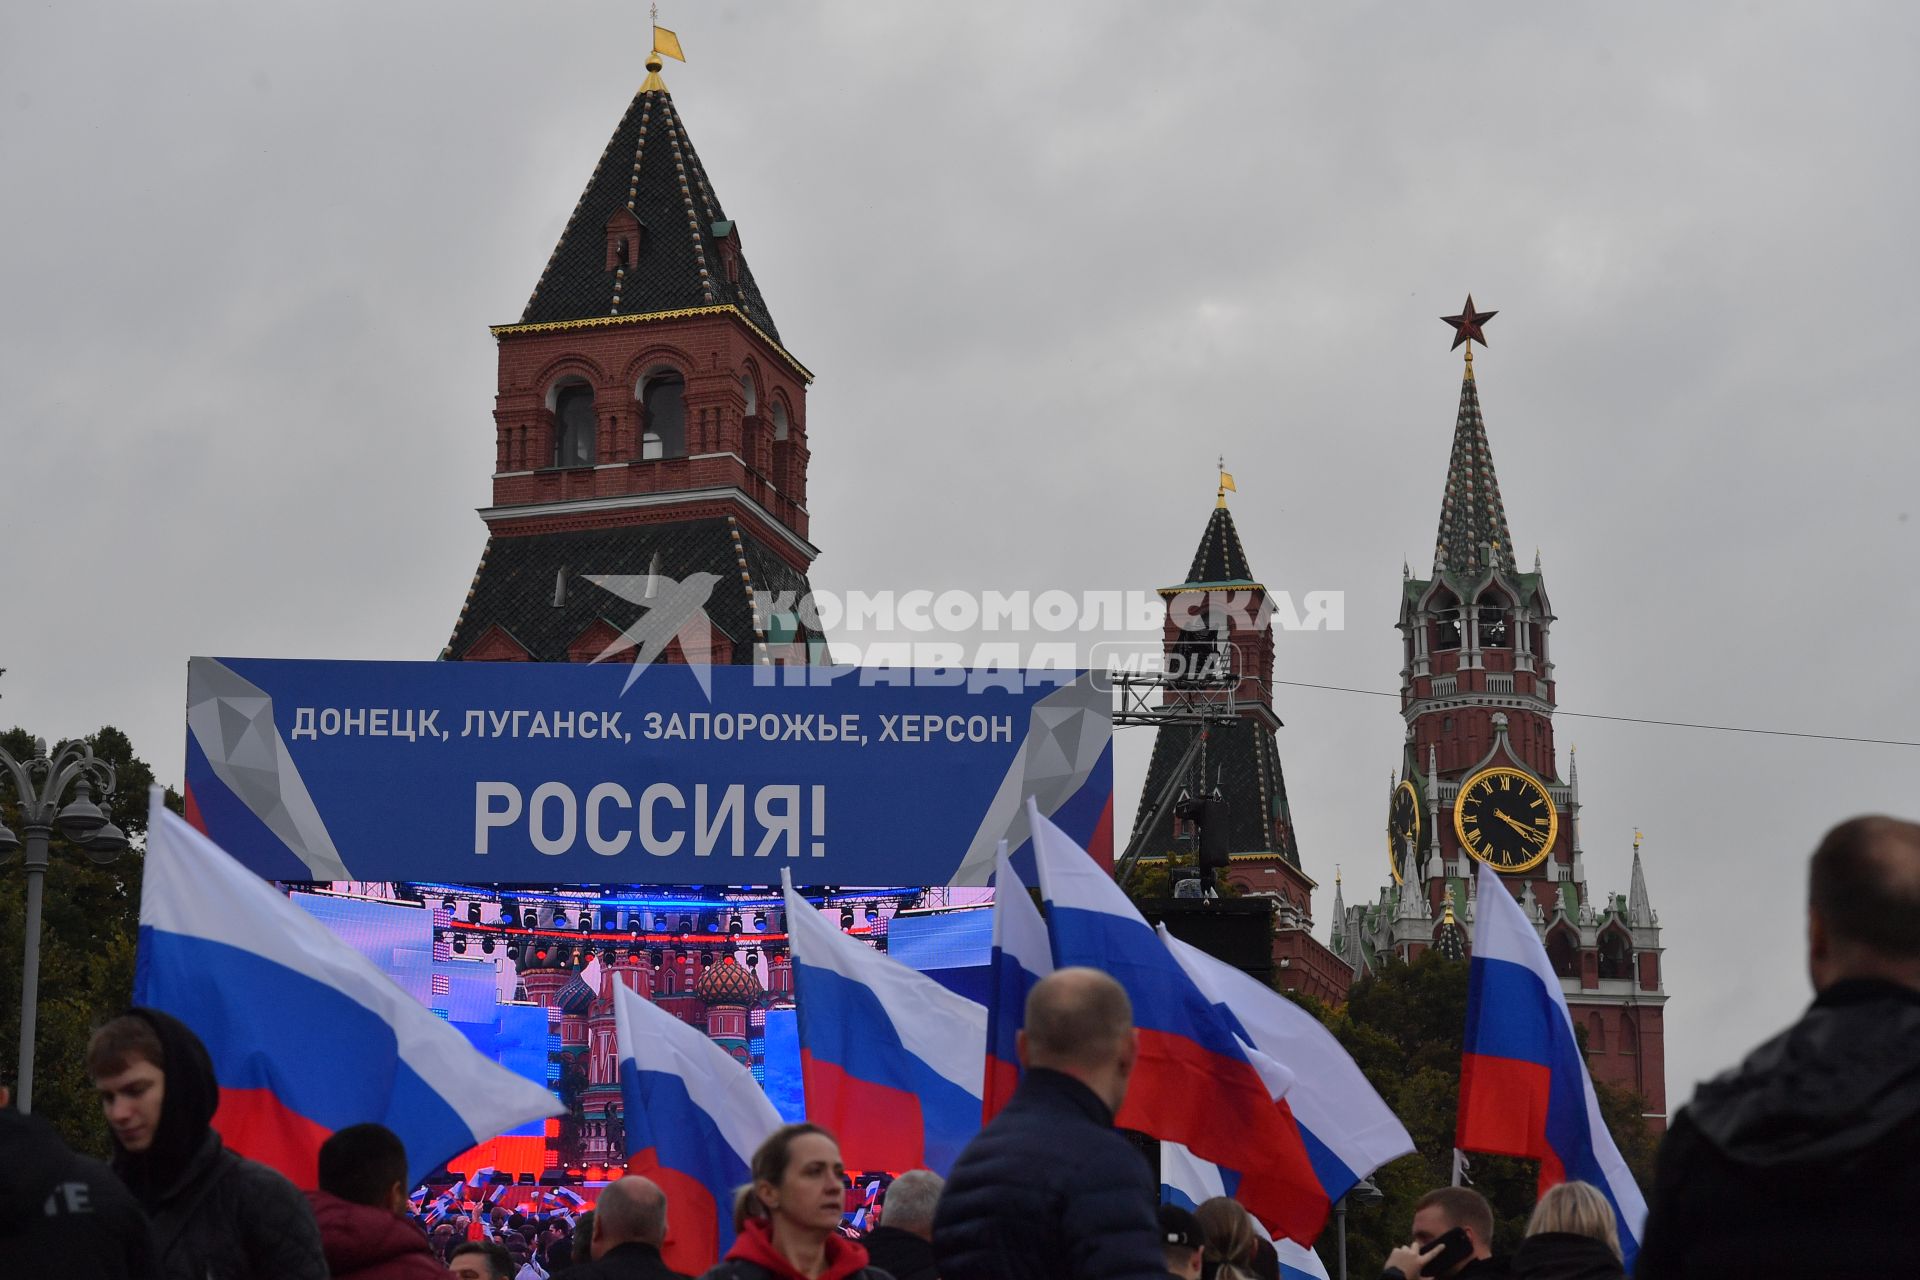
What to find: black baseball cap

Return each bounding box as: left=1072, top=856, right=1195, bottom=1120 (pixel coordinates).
left=1158, top=1203, right=1205, bottom=1250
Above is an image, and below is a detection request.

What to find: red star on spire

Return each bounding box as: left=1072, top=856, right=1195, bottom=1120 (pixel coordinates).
left=1442, top=295, right=1497, bottom=350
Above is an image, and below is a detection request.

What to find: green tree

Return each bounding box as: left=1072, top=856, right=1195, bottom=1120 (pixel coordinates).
left=0, top=725, right=178, bottom=1157
left=1291, top=952, right=1659, bottom=1277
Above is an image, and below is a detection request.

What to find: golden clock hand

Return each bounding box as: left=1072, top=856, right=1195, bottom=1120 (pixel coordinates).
left=1495, top=810, right=1548, bottom=844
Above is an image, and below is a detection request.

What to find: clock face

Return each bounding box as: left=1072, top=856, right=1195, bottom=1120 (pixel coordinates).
left=1453, top=766, right=1558, bottom=873
left=1387, top=780, right=1422, bottom=883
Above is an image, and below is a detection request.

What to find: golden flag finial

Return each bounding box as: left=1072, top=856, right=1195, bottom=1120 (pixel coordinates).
left=642, top=8, right=685, bottom=92
left=1216, top=457, right=1237, bottom=509
left=1633, top=829, right=1644, bottom=852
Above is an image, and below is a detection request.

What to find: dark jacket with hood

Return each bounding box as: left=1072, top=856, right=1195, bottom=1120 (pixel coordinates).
left=108, top=1008, right=327, bottom=1280
left=553, top=1239, right=692, bottom=1280
left=1508, top=1232, right=1621, bottom=1280
left=306, top=1189, right=445, bottom=1280
left=858, top=1225, right=935, bottom=1280
left=931, top=1067, right=1167, bottom=1280
left=1636, top=979, right=1920, bottom=1279
left=0, top=1103, right=156, bottom=1279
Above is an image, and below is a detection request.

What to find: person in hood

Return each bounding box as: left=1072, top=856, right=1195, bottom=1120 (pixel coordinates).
left=304, top=1123, right=443, bottom=1279
left=0, top=1075, right=156, bottom=1278
left=1509, top=1182, right=1621, bottom=1280
left=86, top=1008, right=326, bottom=1280
left=1637, top=814, right=1920, bottom=1279
left=696, top=1123, right=888, bottom=1280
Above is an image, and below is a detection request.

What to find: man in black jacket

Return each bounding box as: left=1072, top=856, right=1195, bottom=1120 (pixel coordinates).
left=1636, top=815, right=1920, bottom=1279
left=1382, top=1187, right=1505, bottom=1279
left=552, top=1175, right=688, bottom=1280
left=87, top=1008, right=326, bottom=1280
left=932, top=967, right=1166, bottom=1280
left=860, top=1168, right=941, bottom=1280
left=0, top=1077, right=156, bottom=1278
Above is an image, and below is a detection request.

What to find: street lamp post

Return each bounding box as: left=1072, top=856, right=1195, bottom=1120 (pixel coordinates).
left=1334, top=1176, right=1385, bottom=1280
left=0, top=737, right=130, bottom=1113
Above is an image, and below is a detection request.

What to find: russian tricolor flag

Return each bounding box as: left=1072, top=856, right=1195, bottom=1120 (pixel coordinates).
left=612, top=976, right=782, bottom=1274
left=1161, top=1142, right=1331, bottom=1280
left=1027, top=799, right=1327, bottom=1243
left=781, top=870, right=985, bottom=1173
left=1459, top=859, right=1647, bottom=1266
left=1160, top=925, right=1414, bottom=1212
left=134, top=791, right=564, bottom=1188
left=984, top=843, right=1052, bottom=1122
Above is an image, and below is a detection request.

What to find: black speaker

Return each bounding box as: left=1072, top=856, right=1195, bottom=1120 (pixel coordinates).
left=1137, top=897, right=1274, bottom=982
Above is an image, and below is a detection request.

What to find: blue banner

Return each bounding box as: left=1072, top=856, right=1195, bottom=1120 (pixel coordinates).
left=185, top=657, right=1112, bottom=886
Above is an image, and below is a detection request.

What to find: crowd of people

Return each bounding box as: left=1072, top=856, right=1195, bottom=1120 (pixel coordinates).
left=3, top=814, right=1917, bottom=1279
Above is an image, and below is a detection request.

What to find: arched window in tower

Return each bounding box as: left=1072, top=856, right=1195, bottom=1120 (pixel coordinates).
left=739, top=372, right=757, bottom=416
left=1598, top=925, right=1633, bottom=980
left=1477, top=591, right=1511, bottom=647
left=639, top=371, right=687, bottom=459
left=1620, top=1018, right=1639, bottom=1056
left=1431, top=590, right=1461, bottom=650
left=1545, top=925, right=1578, bottom=979
left=770, top=399, right=789, bottom=441
left=553, top=383, right=597, bottom=468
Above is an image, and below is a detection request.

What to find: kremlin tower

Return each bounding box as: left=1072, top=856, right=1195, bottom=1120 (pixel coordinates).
left=1333, top=300, right=1669, bottom=1128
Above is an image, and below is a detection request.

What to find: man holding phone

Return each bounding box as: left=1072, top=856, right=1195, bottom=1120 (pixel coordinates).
left=1381, top=1188, right=1504, bottom=1279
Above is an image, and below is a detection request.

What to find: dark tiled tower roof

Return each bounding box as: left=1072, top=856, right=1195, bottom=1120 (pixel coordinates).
left=1180, top=506, right=1258, bottom=587
left=520, top=84, right=781, bottom=340
left=445, top=520, right=811, bottom=663
left=1432, top=364, right=1517, bottom=578
left=1132, top=502, right=1302, bottom=869
left=1132, top=718, right=1302, bottom=867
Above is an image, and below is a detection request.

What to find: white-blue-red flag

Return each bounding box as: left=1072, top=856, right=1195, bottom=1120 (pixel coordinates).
left=135, top=791, right=564, bottom=1187
left=1459, top=859, right=1647, bottom=1265
left=1160, top=1142, right=1330, bottom=1280
left=612, top=975, right=781, bottom=1274
left=1027, top=799, right=1328, bottom=1243
left=984, top=842, right=1052, bottom=1121
left=1160, top=924, right=1414, bottom=1205
left=781, top=870, right=985, bottom=1172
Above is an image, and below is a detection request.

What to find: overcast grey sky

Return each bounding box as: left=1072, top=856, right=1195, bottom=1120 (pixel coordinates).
left=3, top=2, right=1917, bottom=1109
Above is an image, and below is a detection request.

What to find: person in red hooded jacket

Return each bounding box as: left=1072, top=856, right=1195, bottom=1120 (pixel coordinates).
left=304, top=1123, right=444, bottom=1280
left=697, top=1124, right=890, bottom=1280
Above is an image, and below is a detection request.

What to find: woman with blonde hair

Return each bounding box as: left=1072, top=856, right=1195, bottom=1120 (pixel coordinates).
left=1512, top=1180, right=1625, bottom=1280
left=1193, top=1196, right=1260, bottom=1280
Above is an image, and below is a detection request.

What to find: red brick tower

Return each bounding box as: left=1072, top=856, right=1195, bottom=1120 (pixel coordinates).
left=446, top=48, right=818, bottom=664
left=1334, top=304, right=1668, bottom=1129
left=1126, top=483, right=1353, bottom=1004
